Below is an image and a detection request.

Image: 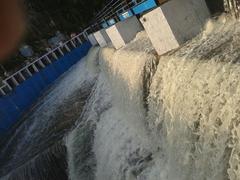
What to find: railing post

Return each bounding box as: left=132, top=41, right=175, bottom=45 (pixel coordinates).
left=70, top=40, right=77, bottom=48
left=52, top=51, right=58, bottom=59
left=77, top=36, right=82, bottom=44
left=4, top=81, right=12, bottom=91
left=19, top=71, right=26, bottom=81
left=38, top=59, right=45, bottom=68
left=45, top=55, right=52, bottom=64
left=26, top=67, right=32, bottom=76
left=11, top=76, right=19, bottom=86
left=83, top=31, right=88, bottom=40
left=64, top=44, right=71, bottom=52
left=32, top=64, right=39, bottom=73
left=0, top=88, right=6, bottom=96
left=58, top=48, right=64, bottom=56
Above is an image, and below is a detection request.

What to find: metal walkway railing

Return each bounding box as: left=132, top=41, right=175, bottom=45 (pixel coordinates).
left=0, top=32, right=87, bottom=96
left=90, top=0, right=161, bottom=32
left=94, top=0, right=133, bottom=23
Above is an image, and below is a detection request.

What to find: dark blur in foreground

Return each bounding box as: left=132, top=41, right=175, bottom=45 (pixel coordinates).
left=0, top=0, right=25, bottom=61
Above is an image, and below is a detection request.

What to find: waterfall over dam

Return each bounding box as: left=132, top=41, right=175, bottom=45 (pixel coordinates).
left=1, top=15, right=240, bottom=180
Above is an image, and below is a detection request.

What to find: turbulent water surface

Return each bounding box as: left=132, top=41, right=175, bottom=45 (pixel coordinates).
left=1, top=15, right=240, bottom=180
left=0, top=53, right=97, bottom=179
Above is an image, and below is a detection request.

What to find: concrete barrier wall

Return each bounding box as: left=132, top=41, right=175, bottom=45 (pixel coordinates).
left=88, top=34, right=98, bottom=46
left=140, top=0, right=210, bottom=55
left=0, top=42, right=92, bottom=134
left=94, top=30, right=111, bottom=47
left=106, top=16, right=143, bottom=49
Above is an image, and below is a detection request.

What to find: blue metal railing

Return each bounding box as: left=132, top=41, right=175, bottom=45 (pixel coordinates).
left=0, top=32, right=88, bottom=96
left=93, top=0, right=160, bottom=29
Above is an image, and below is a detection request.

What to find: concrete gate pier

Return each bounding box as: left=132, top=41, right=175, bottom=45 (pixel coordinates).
left=93, top=29, right=111, bottom=47
left=140, top=0, right=210, bottom=55
left=87, top=34, right=98, bottom=46
left=106, top=16, right=143, bottom=49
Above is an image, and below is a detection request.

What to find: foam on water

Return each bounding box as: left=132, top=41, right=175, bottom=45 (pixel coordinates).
left=66, top=31, right=158, bottom=180
left=67, top=15, right=240, bottom=180
left=94, top=32, right=157, bottom=180
left=146, top=15, right=240, bottom=180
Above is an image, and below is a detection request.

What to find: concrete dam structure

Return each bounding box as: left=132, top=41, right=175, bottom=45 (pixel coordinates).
left=1, top=0, right=240, bottom=180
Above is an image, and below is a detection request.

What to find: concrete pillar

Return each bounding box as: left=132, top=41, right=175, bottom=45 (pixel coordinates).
left=106, top=16, right=143, bottom=49
left=93, top=29, right=111, bottom=47
left=140, top=0, right=210, bottom=55
left=87, top=34, right=98, bottom=46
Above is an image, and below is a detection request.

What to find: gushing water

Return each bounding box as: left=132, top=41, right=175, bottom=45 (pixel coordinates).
left=146, top=15, right=240, bottom=180
left=0, top=48, right=98, bottom=179
left=1, top=15, right=240, bottom=180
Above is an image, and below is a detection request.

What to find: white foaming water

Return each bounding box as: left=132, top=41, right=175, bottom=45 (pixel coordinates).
left=4, top=51, right=96, bottom=157
left=0, top=47, right=98, bottom=179
left=94, top=33, right=157, bottom=180
left=67, top=15, right=240, bottom=180
left=66, top=31, right=158, bottom=180
left=147, top=15, right=240, bottom=180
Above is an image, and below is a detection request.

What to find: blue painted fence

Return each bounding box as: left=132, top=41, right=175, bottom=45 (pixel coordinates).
left=119, top=10, right=134, bottom=21
left=132, top=0, right=157, bottom=15
left=0, top=42, right=92, bottom=134
left=101, top=0, right=158, bottom=28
